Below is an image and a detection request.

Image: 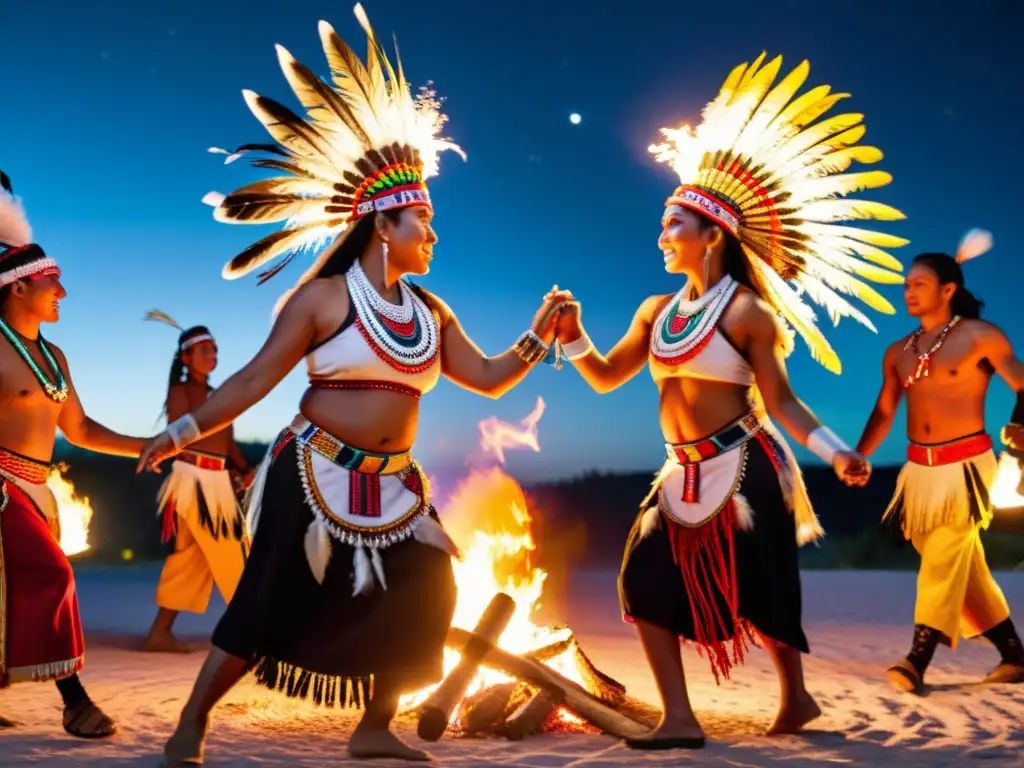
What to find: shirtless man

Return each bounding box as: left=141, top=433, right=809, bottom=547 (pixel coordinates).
left=854, top=238, right=1024, bottom=692
left=0, top=171, right=145, bottom=736
left=142, top=313, right=252, bottom=653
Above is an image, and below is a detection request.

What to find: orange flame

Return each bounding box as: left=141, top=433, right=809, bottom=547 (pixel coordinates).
left=45, top=466, right=93, bottom=556
left=401, top=397, right=584, bottom=725
left=991, top=452, right=1024, bottom=510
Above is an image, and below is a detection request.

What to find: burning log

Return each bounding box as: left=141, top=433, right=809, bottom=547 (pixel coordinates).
left=459, top=681, right=521, bottom=734
left=445, top=625, right=651, bottom=740
left=418, top=592, right=516, bottom=741
left=502, top=688, right=564, bottom=740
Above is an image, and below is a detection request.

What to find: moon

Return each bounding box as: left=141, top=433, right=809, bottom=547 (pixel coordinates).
left=569, top=113, right=582, bottom=125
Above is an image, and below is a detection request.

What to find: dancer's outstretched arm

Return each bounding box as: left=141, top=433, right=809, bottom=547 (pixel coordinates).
left=556, top=294, right=666, bottom=394
left=424, top=288, right=571, bottom=399
left=53, top=346, right=146, bottom=458
left=137, top=281, right=325, bottom=472
left=856, top=341, right=905, bottom=458
left=735, top=293, right=869, bottom=485
left=977, top=323, right=1024, bottom=452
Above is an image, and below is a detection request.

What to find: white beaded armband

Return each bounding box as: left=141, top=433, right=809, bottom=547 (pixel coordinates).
left=167, top=414, right=201, bottom=449
left=806, top=426, right=850, bottom=465
left=560, top=332, right=593, bottom=361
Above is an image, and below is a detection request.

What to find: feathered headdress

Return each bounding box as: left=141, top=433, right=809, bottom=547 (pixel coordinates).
left=649, top=54, right=908, bottom=374
left=203, top=3, right=463, bottom=310
left=144, top=310, right=215, bottom=351
left=0, top=171, right=59, bottom=288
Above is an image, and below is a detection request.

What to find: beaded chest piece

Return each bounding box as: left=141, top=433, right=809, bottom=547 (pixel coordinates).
left=650, top=275, right=739, bottom=367
left=345, top=261, right=439, bottom=375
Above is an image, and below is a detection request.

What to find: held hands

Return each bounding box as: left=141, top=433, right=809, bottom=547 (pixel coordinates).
left=531, top=284, right=576, bottom=343
left=834, top=450, right=871, bottom=487
left=135, top=432, right=180, bottom=475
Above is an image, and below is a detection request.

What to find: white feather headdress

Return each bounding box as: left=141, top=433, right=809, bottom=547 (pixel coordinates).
left=203, top=4, right=463, bottom=311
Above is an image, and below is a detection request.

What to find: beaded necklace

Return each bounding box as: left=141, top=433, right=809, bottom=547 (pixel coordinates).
left=902, top=315, right=961, bottom=388
left=346, top=261, right=439, bottom=374
left=0, top=316, right=69, bottom=403
left=650, top=275, right=738, bottom=366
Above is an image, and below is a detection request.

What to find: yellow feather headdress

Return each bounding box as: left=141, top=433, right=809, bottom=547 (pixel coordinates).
left=203, top=4, right=464, bottom=309
left=649, top=53, right=908, bottom=374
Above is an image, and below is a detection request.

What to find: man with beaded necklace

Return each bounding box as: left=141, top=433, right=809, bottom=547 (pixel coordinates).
left=0, top=171, right=147, bottom=738
left=854, top=233, right=1024, bottom=692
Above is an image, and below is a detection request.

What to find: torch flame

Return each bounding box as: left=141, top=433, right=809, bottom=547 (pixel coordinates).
left=401, top=397, right=585, bottom=725
left=991, top=452, right=1024, bottom=510
left=46, top=466, right=93, bottom=556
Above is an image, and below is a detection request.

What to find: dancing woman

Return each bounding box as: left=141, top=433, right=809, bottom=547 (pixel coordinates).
left=555, top=54, right=906, bottom=747
left=137, top=7, right=568, bottom=764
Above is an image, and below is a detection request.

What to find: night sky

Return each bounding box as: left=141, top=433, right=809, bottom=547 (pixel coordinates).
left=2, top=0, right=1021, bottom=479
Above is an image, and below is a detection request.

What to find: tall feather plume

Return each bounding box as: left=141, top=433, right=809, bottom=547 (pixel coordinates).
left=650, top=54, right=906, bottom=374
left=0, top=173, right=33, bottom=248
left=143, top=310, right=183, bottom=330
left=203, top=4, right=463, bottom=307
left=956, top=228, right=993, bottom=264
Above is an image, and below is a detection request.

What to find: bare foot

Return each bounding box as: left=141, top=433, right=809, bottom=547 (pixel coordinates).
left=625, top=717, right=706, bottom=750
left=144, top=632, right=194, bottom=654
left=348, top=726, right=432, bottom=761
left=163, top=716, right=208, bottom=766
left=0, top=713, right=16, bottom=728
left=766, top=692, right=822, bottom=735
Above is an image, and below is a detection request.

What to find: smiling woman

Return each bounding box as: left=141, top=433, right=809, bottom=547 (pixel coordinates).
left=138, top=5, right=572, bottom=765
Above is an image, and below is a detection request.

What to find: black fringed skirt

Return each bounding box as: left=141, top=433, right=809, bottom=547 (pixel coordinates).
left=211, top=439, right=457, bottom=707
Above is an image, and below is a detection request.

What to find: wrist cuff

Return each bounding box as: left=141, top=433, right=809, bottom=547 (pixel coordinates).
left=561, top=332, right=593, bottom=361
left=167, top=415, right=200, bottom=450
left=807, top=426, right=850, bottom=465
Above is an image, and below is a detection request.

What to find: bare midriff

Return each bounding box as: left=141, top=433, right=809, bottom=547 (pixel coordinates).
left=299, top=386, right=421, bottom=453
left=657, top=377, right=752, bottom=445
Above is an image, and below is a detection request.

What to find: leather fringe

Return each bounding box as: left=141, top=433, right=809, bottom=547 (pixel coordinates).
left=253, top=656, right=374, bottom=709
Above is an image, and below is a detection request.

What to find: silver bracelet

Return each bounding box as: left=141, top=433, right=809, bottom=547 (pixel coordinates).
left=167, top=414, right=200, bottom=449
left=560, top=332, right=593, bottom=361
left=806, top=426, right=850, bottom=465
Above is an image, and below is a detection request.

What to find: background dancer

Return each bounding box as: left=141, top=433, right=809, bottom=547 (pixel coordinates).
left=0, top=171, right=145, bottom=737
left=141, top=312, right=251, bottom=653
left=554, top=54, right=899, bottom=748
left=136, top=7, right=570, bottom=764
left=855, top=231, right=1024, bottom=692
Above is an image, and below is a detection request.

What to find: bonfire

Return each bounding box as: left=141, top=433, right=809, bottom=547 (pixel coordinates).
left=401, top=398, right=650, bottom=741
left=46, top=464, right=94, bottom=557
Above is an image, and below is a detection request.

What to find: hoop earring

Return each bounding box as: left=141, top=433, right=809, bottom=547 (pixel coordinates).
left=381, top=241, right=389, bottom=276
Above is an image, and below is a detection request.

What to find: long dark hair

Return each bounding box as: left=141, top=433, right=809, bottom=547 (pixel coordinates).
left=163, top=326, right=214, bottom=416
left=695, top=215, right=757, bottom=295
left=316, top=207, right=432, bottom=303
left=912, top=252, right=985, bottom=319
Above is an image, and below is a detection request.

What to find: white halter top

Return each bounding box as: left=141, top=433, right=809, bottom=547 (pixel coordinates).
left=648, top=275, right=755, bottom=387
left=306, top=262, right=442, bottom=395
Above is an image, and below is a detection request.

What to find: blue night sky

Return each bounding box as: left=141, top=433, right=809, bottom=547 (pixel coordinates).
left=2, top=0, right=1021, bottom=480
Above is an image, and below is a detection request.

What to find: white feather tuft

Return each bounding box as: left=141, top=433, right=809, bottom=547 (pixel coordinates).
left=0, top=187, right=33, bottom=247
left=143, top=309, right=183, bottom=330
left=202, top=192, right=226, bottom=208
left=956, top=228, right=993, bottom=264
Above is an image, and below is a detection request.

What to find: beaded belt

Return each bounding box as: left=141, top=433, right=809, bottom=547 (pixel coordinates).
left=291, top=416, right=413, bottom=475
left=907, top=433, right=993, bottom=467
left=308, top=378, right=421, bottom=399
left=667, top=412, right=762, bottom=465
left=175, top=449, right=227, bottom=472
left=665, top=413, right=762, bottom=504
left=0, top=446, right=51, bottom=485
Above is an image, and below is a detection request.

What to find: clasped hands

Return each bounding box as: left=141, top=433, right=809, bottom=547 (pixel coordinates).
left=530, top=285, right=583, bottom=344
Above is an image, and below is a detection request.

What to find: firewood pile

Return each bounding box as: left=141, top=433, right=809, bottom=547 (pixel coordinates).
left=416, top=593, right=656, bottom=743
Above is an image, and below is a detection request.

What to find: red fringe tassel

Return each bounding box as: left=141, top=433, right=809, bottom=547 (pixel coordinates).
left=160, top=495, right=177, bottom=543
left=665, top=499, right=749, bottom=684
